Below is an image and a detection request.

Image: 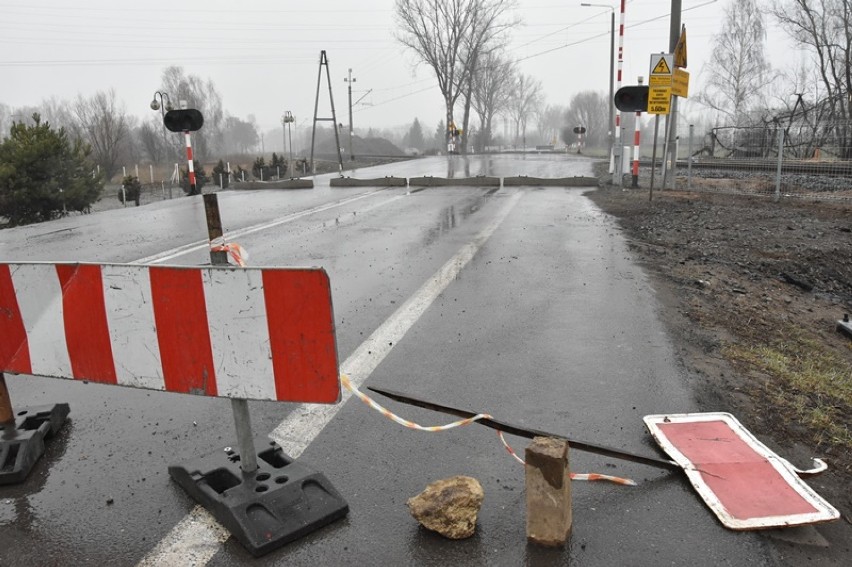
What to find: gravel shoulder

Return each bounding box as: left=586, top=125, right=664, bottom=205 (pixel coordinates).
left=586, top=169, right=852, bottom=562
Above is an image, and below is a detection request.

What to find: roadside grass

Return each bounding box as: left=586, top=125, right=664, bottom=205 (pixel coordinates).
left=723, top=327, right=852, bottom=461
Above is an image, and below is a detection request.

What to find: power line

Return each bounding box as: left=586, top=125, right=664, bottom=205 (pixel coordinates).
left=513, top=0, right=718, bottom=63
left=353, top=85, right=435, bottom=113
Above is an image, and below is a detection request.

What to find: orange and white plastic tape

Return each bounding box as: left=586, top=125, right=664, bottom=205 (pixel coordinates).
left=341, top=374, right=635, bottom=486
left=210, top=238, right=248, bottom=267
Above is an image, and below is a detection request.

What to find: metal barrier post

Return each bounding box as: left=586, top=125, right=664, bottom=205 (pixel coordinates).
left=688, top=124, right=694, bottom=191
left=203, top=193, right=257, bottom=474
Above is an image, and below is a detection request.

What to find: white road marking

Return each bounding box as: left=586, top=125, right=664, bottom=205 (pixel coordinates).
left=271, top=191, right=523, bottom=455
left=135, top=190, right=523, bottom=566
left=131, top=189, right=390, bottom=265
left=135, top=507, right=230, bottom=567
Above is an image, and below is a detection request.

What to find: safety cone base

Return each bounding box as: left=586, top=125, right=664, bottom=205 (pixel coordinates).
left=0, top=403, right=70, bottom=485
left=168, top=437, right=349, bottom=557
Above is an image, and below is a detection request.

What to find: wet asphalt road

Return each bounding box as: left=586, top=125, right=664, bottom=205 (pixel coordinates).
left=1, top=155, right=773, bottom=566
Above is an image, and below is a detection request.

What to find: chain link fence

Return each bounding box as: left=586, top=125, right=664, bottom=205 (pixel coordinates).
left=678, top=121, right=852, bottom=201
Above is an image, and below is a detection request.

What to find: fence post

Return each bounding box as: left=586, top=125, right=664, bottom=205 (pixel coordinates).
left=775, top=127, right=784, bottom=203
left=688, top=124, right=694, bottom=191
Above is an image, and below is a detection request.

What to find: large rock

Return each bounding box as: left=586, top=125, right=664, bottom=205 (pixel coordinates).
left=407, top=476, right=484, bottom=539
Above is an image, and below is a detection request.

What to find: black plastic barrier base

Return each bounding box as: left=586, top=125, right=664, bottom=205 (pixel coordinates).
left=0, top=403, right=70, bottom=485
left=169, top=437, right=349, bottom=557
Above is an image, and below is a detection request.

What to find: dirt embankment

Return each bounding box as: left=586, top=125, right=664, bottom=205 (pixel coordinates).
left=586, top=178, right=852, bottom=523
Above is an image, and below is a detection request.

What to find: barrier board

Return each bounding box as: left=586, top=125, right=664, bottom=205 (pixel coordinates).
left=0, top=263, right=340, bottom=404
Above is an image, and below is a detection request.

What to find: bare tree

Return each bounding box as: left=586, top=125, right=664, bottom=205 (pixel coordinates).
left=699, top=0, right=770, bottom=127
left=0, top=103, right=11, bottom=139
left=455, top=0, right=518, bottom=152
left=770, top=0, right=852, bottom=157
left=395, top=0, right=517, bottom=153
left=535, top=104, right=565, bottom=147
left=71, top=89, right=133, bottom=181
left=10, top=100, right=74, bottom=132
left=136, top=115, right=166, bottom=163
left=506, top=73, right=543, bottom=149
left=222, top=115, right=260, bottom=155
left=564, top=92, right=608, bottom=148
left=471, top=51, right=515, bottom=150
left=34, top=98, right=75, bottom=132
left=160, top=66, right=224, bottom=160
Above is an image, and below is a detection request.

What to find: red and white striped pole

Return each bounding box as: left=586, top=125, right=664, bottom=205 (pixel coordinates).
left=632, top=111, right=641, bottom=187
left=613, top=0, right=627, bottom=184
left=632, top=76, right=643, bottom=188
left=184, top=131, right=196, bottom=195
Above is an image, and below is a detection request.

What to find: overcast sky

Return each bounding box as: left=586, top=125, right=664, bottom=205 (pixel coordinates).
left=2, top=0, right=795, bottom=136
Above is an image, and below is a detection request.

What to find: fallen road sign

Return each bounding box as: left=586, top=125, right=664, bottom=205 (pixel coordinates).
left=644, top=412, right=839, bottom=530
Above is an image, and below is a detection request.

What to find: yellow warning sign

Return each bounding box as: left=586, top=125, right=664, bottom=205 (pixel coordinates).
left=648, top=86, right=671, bottom=115
left=650, top=74, right=672, bottom=87
left=675, top=26, right=687, bottom=68
left=652, top=56, right=671, bottom=75
left=672, top=68, right=689, bottom=97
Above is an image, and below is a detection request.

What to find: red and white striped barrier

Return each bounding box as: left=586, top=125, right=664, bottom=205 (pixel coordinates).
left=0, top=263, right=340, bottom=404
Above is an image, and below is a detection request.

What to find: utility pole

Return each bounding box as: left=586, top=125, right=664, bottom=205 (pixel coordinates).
left=310, top=50, right=344, bottom=175
left=665, top=0, right=682, bottom=187
left=345, top=68, right=356, bottom=161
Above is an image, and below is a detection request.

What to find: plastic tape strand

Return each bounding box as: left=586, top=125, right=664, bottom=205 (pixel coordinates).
left=341, top=374, right=492, bottom=431
left=210, top=238, right=248, bottom=267
left=498, top=430, right=636, bottom=486
left=341, top=375, right=635, bottom=486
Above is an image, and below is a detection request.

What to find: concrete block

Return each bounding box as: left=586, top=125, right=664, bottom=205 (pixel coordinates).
left=330, top=176, right=407, bottom=187
left=408, top=176, right=500, bottom=187
left=231, top=179, right=314, bottom=190
left=525, top=436, right=571, bottom=547
left=502, top=176, right=598, bottom=187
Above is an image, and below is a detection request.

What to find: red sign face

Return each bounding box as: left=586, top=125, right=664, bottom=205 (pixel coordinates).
left=645, top=412, right=839, bottom=530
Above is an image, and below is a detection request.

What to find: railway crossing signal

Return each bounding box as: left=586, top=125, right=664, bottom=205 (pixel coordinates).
left=614, top=86, right=649, bottom=113
left=163, top=109, right=204, bottom=132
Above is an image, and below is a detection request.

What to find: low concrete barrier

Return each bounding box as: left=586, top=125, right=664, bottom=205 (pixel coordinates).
left=408, top=176, right=501, bottom=187
left=330, top=176, right=407, bottom=187
left=231, top=179, right=314, bottom=190
left=502, top=176, right=598, bottom=187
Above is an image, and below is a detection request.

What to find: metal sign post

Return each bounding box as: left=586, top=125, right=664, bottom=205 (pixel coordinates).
left=203, top=193, right=258, bottom=474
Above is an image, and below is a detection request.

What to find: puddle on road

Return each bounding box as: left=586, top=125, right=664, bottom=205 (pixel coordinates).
left=420, top=192, right=494, bottom=247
